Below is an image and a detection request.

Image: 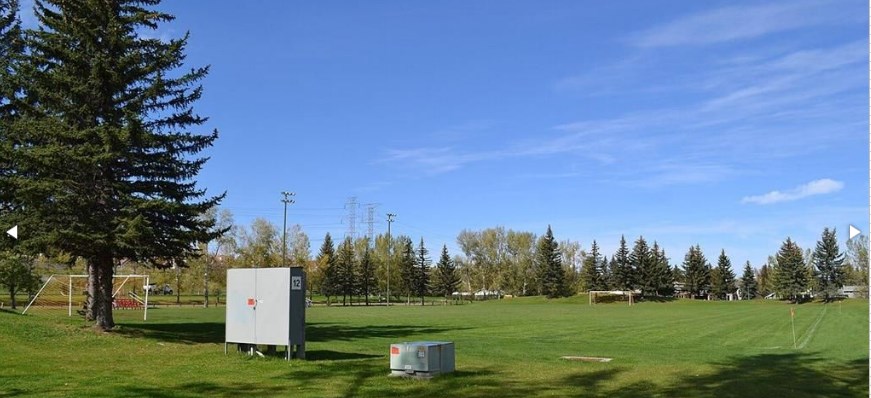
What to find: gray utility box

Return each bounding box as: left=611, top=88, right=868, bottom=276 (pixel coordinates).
left=389, top=342, right=455, bottom=378
left=225, top=267, right=306, bottom=359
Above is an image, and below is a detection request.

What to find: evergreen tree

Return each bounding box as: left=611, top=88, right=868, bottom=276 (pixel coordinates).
left=0, top=1, right=224, bottom=330
left=398, top=237, right=415, bottom=304
left=608, top=256, right=618, bottom=290
left=629, top=236, right=652, bottom=296
left=359, top=248, right=375, bottom=306
left=651, top=242, right=674, bottom=296
left=740, top=261, right=757, bottom=299
left=813, top=227, right=846, bottom=302
left=600, top=255, right=612, bottom=290
left=317, top=233, right=338, bottom=306
left=682, top=245, right=710, bottom=298
left=336, top=237, right=356, bottom=306
left=415, top=238, right=431, bottom=305
left=580, top=240, right=604, bottom=291
left=711, top=249, right=736, bottom=299
left=433, top=245, right=460, bottom=301
left=0, top=0, right=20, bottom=112
left=611, top=235, right=632, bottom=291
left=757, top=261, right=774, bottom=297
left=537, top=226, right=565, bottom=298
left=774, top=238, right=807, bottom=303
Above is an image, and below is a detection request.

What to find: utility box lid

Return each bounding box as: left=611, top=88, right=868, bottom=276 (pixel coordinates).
left=390, top=341, right=455, bottom=378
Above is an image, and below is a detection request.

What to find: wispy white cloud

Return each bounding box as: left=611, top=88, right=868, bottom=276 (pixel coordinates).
left=630, top=0, right=850, bottom=48
left=384, top=25, right=863, bottom=187
left=741, top=179, right=844, bottom=205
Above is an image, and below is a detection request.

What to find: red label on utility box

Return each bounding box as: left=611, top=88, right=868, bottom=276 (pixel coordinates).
left=391, top=346, right=399, bottom=355
left=247, top=298, right=255, bottom=306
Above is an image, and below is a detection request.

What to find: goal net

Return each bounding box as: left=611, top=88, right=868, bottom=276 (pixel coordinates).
left=589, top=290, right=634, bottom=305
left=23, top=274, right=151, bottom=320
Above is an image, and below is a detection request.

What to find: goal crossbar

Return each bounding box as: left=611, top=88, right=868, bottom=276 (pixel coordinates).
left=589, top=290, right=634, bottom=306
left=23, top=274, right=151, bottom=320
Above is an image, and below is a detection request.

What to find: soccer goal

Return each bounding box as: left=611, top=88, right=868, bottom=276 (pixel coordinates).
left=589, top=290, right=634, bottom=306
left=22, top=274, right=151, bottom=320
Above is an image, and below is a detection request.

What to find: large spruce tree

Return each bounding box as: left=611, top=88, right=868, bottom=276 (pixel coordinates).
left=398, top=237, right=415, bottom=304
left=537, top=226, right=565, bottom=298
left=414, top=238, right=430, bottom=305
left=611, top=235, right=632, bottom=291
left=650, top=242, right=674, bottom=296
left=433, top=244, right=460, bottom=301
left=740, top=261, right=757, bottom=299
left=682, top=245, right=710, bottom=298
left=336, top=237, right=356, bottom=306
left=0, top=1, right=223, bottom=329
left=317, top=233, right=338, bottom=306
left=580, top=240, right=605, bottom=291
left=711, top=249, right=736, bottom=299
left=813, top=227, right=845, bottom=302
left=774, top=238, right=807, bottom=303
left=0, top=0, right=19, bottom=111
left=629, top=236, right=652, bottom=296
left=359, top=247, right=375, bottom=306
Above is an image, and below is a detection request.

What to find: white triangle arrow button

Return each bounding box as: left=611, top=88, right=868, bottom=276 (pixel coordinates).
left=849, top=225, right=860, bottom=240
left=6, top=225, right=17, bottom=239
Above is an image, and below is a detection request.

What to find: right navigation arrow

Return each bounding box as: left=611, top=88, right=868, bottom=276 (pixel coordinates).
left=849, top=225, right=861, bottom=240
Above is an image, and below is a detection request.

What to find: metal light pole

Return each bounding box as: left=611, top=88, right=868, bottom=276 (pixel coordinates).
left=386, top=213, right=396, bottom=306
left=281, top=191, right=296, bottom=267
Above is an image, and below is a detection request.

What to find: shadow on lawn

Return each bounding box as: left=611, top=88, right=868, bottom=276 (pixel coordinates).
left=123, top=381, right=289, bottom=398
left=115, top=322, right=224, bottom=344
left=658, top=352, right=869, bottom=398
left=554, top=352, right=868, bottom=398
left=306, top=322, right=463, bottom=342
left=103, top=351, right=867, bottom=398
left=114, top=321, right=460, bottom=345
left=305, top=349, right=381, bottom=361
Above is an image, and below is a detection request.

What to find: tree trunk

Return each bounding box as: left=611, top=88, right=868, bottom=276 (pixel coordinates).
left=86, top=255, right=115, bottom=330
left=9, top=288, right=17, bottom=309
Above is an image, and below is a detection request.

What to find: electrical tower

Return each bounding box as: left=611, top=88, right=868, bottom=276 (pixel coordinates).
left=366, top=203, right=378, bottom=247
left=345, top=197, right=358, bottom=239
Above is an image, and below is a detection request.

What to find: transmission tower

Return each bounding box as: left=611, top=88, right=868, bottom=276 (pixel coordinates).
left=345, top=197, right=357, bottom=239
left=366, top=203, right=378, bottom=247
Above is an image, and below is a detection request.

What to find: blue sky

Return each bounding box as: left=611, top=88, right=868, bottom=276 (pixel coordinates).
left=22, top=0, right=869, bottom=268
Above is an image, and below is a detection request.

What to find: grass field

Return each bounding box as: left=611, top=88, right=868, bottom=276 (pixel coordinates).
left=0, top=297, right=867, bottom=397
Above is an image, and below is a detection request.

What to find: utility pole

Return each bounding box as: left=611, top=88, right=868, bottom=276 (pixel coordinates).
left=281, top=191, right=296, bottom=267
left=386, top=213, right=396, bottom=306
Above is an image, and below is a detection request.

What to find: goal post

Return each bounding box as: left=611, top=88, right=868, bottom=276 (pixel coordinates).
left=23, top=274, right=151, bottom=320
left=589, top=290, right=634, bottom=306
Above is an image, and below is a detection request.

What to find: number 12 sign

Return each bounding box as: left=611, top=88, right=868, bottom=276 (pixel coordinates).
left=291, top=276, right=302, bottom=291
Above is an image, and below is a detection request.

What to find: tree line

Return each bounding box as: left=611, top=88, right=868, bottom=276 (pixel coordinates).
left=142, top=213, right=868, bottom=305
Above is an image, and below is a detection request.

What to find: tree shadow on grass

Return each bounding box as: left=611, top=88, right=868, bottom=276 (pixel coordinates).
left=286, top=363, right=543, bottom=398
left=114, top=322, right=224, bottom=344
left=114, top=321, right=462, bottom=346
left=306, top=322, right=465, bottom=343
left=123, top=381, right=288, bottom=398
left=661, top=352, right=868, bottom=398
left=305, top=349, right=382, bottom=361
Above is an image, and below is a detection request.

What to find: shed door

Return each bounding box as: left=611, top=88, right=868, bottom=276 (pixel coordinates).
left=225, top=269, right=257, bottom=344
left=255, top=268, right=290, bottom=345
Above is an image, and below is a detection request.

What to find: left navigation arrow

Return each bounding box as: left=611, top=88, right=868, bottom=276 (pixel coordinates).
left=6, top=225, right=17, bottom=239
